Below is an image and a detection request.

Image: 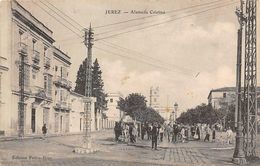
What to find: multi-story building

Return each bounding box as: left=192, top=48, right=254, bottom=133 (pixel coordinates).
left=0, top=0, right=96, bottom=136
left=208, top=87, right=236, bottom=109
left=0, top=0, right=55, bottom=136
left=52, top=47, right=72, bottom=134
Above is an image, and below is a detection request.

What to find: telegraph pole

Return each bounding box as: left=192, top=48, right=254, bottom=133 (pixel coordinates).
left=233, top=0, right=246, bottom=164
left=18, top=43, right=27, bottom=138
left=243, top=0, right=257, bottom=158
left=75, top=24, right=94, bottom=153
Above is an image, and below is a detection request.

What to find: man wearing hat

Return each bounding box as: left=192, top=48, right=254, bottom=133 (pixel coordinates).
left=151, top=123, right=159, bottom=150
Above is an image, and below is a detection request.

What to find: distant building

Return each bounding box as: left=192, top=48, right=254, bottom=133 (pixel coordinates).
left=208, top=87, right=236, bottom=109
left=106, top=92, right=124, bottom=122
left=208, top=87, right=260, bottom=109
left=149, top=86, right=160, bottom=109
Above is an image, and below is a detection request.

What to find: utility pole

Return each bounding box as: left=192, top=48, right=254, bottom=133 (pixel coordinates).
left=233, top=0, right=247, bottom=164
left=243, top=0, right=257, bottom=158
left=75, top=24, right=94, bottom=153
left=18, top=43, right=27, bottom=138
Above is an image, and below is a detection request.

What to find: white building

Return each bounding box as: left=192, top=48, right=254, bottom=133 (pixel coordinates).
left=105, top=92, right=124, bottom=128
left=0, top=0, right=96, bottom=136
left=208, top=87, right=236, bottom=109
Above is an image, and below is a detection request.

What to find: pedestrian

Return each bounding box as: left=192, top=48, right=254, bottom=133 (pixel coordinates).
left=42, top=124, right=47, bottom=139
left=181, top=127, right=186, bottom=143
left=196, top=125, right=200, bottom=140
left=147, top=124, right=152, bottom=140
left=141, top=124, right=146, bottom=140
left=226, top=127, right=233, bottom=144
left=212, top=127, right=216, bottom=142
left=204, top=125, right=210, bottom=142
left=132, top=125, right=137, bottom=143
left=172, top=124, right=178, bottom=143
left=151, top=123, right=159, bottom=150
left=166, top=123, right=172, bottom=143
left=159, top=126, right=164, bottom=142
left=114, top=122, right=120, bottom=142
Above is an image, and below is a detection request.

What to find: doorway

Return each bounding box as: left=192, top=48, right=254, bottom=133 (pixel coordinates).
left=60, top=116, right=63, bottom=133
left=31, top=109, right=36, bottom=133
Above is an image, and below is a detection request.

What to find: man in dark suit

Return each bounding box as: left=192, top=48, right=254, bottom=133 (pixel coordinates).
left=151, top=123, right=159, bottom=150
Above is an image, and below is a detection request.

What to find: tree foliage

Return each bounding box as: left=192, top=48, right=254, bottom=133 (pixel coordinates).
left=176, top=103, right=224, bottom=125
left=118, top=93, right=164, bottom=124
left=74, top=58, right=107, bottom=117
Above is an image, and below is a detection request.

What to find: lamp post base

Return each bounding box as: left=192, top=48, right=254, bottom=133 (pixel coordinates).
left=232, top=157, right=247, bottom=165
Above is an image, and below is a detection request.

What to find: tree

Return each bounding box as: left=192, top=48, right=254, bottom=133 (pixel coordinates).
left=74, top=58, right=107, bottom=129
left=176, top=103, right=224, bottom=125
left=117, top=93, right=147, bottom=118
left=74, top=58, right=87, bottom=96
left=92, top=59, right=107, bottom=126
left=117, top=93, right=164, bottom=124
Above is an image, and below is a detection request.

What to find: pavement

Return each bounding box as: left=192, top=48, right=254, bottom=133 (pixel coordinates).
left=0, top=130, right=259, bottom=166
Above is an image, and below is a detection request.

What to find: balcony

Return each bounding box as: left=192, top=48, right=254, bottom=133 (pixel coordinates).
left=44, top=57, right=51, bottom=68
left=18, top=42, right=28, bottom=55
left=32, top=50, right=40, bottom=64
left=54, top=101, right=71, bottom=111
left=53, top=76, right=72, bottom=89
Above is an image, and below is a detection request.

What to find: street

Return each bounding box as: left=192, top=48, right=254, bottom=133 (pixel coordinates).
left=1, top=130, right=259, bottom=166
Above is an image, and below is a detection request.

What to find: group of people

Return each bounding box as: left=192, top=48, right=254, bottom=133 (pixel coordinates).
left=114, top=121, right=234, bottom=151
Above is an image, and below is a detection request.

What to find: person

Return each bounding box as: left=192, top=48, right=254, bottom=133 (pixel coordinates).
left=141, top=124, right=146, bottom=140
left=132, top=125, right=137, bottom=143
left=114, top=122, right=120, bottom=142
left=212, top=127, right=216, bottom=142
left=124, top=124, right=130, bottom=143
left=147, top=124, right=152, bottom=140
left=129, top=124, right=134, bottom=143
left=226, top=127, right=233, bottom=144
left=42, top=124, right=47, bottom=139
left=159, top=126, right=164, bottom=142
left=172, top=124, right=178, bottom=143
left=151, top=123, right=159, bottom=150
left=181, top=127, right=186, bottom=143
left=204, top=126, right=210, bottom=142
left=196, top=125, right=201, bottom=140
left=166, top=124, right=172, bottom=142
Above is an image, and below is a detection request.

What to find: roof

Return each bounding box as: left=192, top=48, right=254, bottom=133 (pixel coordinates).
left=208, top=86, right=260, bottom=99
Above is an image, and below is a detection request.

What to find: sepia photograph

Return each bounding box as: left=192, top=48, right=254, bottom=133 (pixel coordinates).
left=0, top=0, right=259, bottom=165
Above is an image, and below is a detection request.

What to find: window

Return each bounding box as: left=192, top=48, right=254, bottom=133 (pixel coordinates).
left=32, top=39, right=36, bottom=51
left=44, top=46, right=48, bottom=57
left=110, top=98, right=113, bottom=103
left=223, top=93, right=227, bottom=98
left=44, top=74, right=52, bottom=96
left=32, top=70, right=36, bottom=79
left=154, top=98, right=157, bottom=102
left=55, top=66, right=58, bottom=72
left=19, top=30, right=24, bottom=43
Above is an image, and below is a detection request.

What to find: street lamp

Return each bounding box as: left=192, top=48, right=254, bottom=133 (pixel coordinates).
left=174, top=102, right=178, bottom=123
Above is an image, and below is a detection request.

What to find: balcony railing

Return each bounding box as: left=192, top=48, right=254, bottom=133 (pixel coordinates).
left=18, top=42, right=28, bottom=55
left=53, top=76, right=72, bottom=89
left=44, top=57, right=51, bottom=68
left=32, top=50, right=40, bottom=64
left=54, top=101, right=71, bottom=110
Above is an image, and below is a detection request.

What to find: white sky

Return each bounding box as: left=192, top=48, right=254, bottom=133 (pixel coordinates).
left=16, top=0, right=260, bottom=114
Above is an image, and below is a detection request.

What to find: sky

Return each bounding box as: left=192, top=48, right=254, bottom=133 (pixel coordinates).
left=15, top=0, right=260, bottom=115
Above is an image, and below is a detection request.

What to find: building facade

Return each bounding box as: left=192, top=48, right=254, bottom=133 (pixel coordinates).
left=105, top=92, right=124, bottom=128
left=0, top=0, right=96, bottom=136
left=208, top=87, right=236, bottom=109
left=149, top=86, right=160, bottom=109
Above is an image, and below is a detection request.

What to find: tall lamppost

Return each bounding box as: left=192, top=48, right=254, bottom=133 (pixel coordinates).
left=174, top=102, right=178, bottom=123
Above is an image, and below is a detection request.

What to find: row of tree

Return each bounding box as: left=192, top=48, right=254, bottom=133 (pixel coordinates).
left=176, top=103, right=235, bottom=129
